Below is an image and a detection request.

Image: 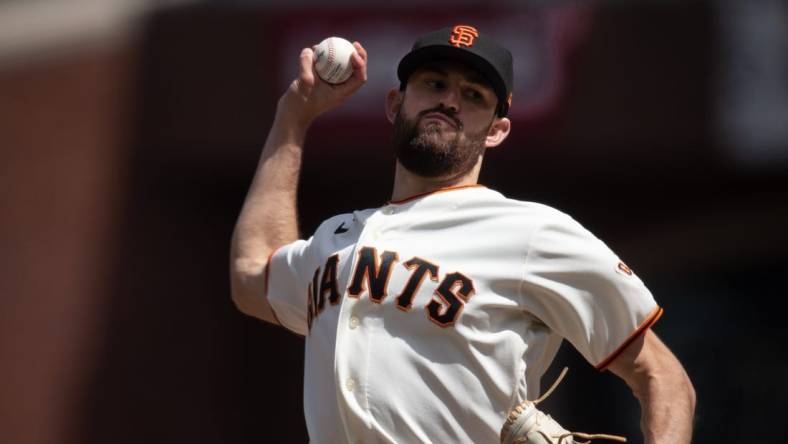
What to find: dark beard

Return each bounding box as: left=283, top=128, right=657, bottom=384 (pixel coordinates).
left=392, top=107, right=489, bottom=179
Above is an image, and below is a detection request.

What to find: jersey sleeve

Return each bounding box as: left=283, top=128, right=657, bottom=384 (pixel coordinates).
left=266, top=237, right=314, bottom=336
left=519, top=216, right=662, bottom=370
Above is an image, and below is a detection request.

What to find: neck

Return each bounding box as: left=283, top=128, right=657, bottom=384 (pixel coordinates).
left=390, top=158, right=482, bottom=202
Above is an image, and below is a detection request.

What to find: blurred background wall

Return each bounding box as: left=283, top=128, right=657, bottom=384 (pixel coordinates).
left=1, top=0, right=786, bottom=443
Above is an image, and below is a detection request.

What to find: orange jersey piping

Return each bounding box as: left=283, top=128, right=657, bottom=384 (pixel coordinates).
left=389, top=184, right=485, bottom=205
left=595, top=306, right=664, bottom=371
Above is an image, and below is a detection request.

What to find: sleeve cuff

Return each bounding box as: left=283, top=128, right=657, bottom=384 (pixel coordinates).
left=595, top=305, right=664, bottom=371
left=265, top=244, right=308, bottom=336
left=265, top=245, right=292, bottom=332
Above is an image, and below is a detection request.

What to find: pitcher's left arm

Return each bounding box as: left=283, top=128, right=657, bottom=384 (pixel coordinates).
left=606, top=329, right=696, bottom=444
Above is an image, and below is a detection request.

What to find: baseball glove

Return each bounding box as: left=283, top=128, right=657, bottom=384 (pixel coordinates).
left=500, top=368, right=627, bottom=444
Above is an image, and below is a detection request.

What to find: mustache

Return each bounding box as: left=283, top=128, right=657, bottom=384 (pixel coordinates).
left=417, top=107, right=462, bottom=130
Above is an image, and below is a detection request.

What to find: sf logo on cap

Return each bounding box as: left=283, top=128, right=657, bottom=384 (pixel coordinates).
left=449, top=25, right=479, bottom=48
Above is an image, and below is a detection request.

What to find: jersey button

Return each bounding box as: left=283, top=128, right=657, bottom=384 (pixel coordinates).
left=349, top=316, right=360, bottom=329
left=345, top=378, right=356, bottom=392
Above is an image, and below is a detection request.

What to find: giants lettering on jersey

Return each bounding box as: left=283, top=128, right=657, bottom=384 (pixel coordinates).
left=306, top=247, right=475, bottom=331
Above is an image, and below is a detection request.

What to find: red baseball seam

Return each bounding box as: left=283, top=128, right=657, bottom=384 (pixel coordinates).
left=327, top=39, right=335, bottom=66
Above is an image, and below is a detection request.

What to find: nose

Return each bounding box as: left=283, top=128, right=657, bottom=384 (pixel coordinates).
left=439, top=85, right=461, bottom=113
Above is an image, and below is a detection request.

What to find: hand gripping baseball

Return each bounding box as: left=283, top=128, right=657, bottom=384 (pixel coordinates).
left=279, top=41, right=368, bottom=126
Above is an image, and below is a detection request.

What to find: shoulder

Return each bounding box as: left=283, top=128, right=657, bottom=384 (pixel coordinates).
left=495, top=197, right=615, bottom=261
left=310, top=208, right=377, bottom=239
left=468, top=188, right=584, bottom=230
left=312, top=211, right=359, bottom=235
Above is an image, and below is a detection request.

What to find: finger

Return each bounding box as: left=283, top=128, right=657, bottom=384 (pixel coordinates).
left=335, top=61, right=367, bottom=95
left=353, top=41, right=367, bottom=63
left=348, top=43, right=367, bottom=80
left=298, top=47, right=315, bottom=86
left=349, top=50, right=365, bottom=71
left=345, top=51, right=367, bottom=86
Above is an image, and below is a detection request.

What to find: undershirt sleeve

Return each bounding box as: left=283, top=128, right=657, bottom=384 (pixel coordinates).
left=519, top=217, right=661, bottom=369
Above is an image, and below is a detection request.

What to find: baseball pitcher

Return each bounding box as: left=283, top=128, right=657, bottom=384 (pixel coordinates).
left=230, top=25, right=696, bottom=444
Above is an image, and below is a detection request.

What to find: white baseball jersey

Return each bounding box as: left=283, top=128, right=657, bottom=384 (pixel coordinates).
left=267, top=185, right=661, bottom=444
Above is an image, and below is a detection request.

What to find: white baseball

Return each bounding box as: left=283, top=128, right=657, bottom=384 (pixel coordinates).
left=313, top=36, right=356, bottom=84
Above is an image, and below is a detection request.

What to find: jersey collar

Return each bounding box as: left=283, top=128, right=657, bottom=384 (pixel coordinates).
left=388, top=184, right=485, bottom=205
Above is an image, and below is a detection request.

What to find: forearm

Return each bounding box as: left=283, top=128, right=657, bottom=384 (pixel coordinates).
left=233, top=103, right=307, bottom=260
left=634, top=361, right=696, bottom=444
left=230, top=100, right=310, bottom=319
left=611, top=331, right=696, bottom=444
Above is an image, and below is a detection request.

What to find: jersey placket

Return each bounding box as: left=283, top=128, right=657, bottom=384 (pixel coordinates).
left=333, top=204, right=398, bottom=443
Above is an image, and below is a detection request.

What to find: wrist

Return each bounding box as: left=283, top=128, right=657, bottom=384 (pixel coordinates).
left=276, top=91, right=317, bottom=131
left=267, top=106, right=309, bottom=150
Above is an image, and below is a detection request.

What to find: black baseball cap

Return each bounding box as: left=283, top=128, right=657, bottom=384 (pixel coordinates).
left=397, top=25, right=513, bottom=117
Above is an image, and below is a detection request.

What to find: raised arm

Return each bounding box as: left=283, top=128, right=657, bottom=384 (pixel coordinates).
left=607, top=329, right=696, bottom=444
left=230, top=42, right=368, bottom=324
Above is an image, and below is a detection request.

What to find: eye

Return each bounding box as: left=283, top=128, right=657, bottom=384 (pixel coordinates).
left=425, top=79, right=446, bottom=91
left=464, top=88, right=484, bottom=102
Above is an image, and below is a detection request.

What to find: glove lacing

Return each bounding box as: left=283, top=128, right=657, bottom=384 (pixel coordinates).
left=506, top=367, right=628, bottom=444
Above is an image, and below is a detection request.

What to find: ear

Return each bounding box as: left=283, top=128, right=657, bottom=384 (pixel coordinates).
left=484, top=117, right=511, bottom=148
left=385, top=88, right=403, bottom=124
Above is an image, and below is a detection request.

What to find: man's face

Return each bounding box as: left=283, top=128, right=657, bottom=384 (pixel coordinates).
left=392, top=61, right=499, bottom=179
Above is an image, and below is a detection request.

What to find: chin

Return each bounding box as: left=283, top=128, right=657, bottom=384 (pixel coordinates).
left=419, top=120, right=457, bottom=135
left=417, top=130, right=459, bottom=153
